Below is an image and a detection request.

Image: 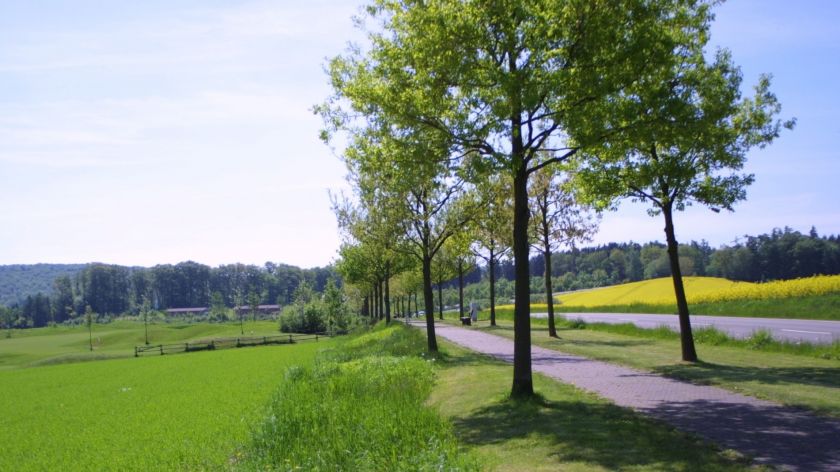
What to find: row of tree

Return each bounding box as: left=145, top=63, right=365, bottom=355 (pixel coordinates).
left=322, top=0, right=792, bottom=397
left=2, top=261, right=337, bottom=328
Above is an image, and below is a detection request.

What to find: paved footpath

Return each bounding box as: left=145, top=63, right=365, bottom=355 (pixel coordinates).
left=409, top=320, right=840, bottom=471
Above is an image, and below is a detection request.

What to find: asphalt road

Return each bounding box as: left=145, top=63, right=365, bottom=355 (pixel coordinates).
left=532, top=312, right=840, bottom=344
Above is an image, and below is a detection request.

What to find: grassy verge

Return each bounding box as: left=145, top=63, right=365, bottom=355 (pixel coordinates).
left=548, top=294, right=840, bottom=320
left=0, top=342, right=329, bottom=471
left=462, top=316, right=840, bottom=417
left=429, top=341, right=761, bottom=471
left=239, top=324, right=478, bottom=471
left=485, top=307, right=840, bottom=360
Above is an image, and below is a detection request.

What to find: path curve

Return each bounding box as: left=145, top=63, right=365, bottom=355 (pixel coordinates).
left=409, top=320, right=840, bottom=471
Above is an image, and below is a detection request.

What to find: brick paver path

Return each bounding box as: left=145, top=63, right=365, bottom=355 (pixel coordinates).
left=411, top=320, right=840, bottom=471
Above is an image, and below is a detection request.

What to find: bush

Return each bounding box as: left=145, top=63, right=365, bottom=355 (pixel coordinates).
left=279, top=301, right=327, bottom=334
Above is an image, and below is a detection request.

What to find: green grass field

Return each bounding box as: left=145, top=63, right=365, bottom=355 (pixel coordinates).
left=0, top=341, right=330, bottom=471
left=0, top=320, right=282, bottom=370
left=0, top=320, right=774, bottom=471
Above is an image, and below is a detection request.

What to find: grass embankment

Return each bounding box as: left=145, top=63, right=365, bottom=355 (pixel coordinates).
left=0, top=342, right=329, bottom=471
left=241, top=323, right=478, bottom=471
left=520, top=275, right=840, bottom=320
left=0, top=320, right=281, bottom=369
left=465, top=315, right=840, bottom=417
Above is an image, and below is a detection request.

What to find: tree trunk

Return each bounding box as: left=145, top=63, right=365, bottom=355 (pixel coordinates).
left=544, top=247, right=557, bottom=337
left=384, top=266, right=391, bottom=324
left=373, top=284, right=379, bottom=320
left=663, top=205, right=698, bottom=362
left=407, top=291, right=412, bottom=317
left=379, top=280, right=385, bottom=320
left=458, top=260, right=465, bottom=319
left=438, top=282, right=444, bottom=320
left=511, top=160, right=534, bottom=397
left=489, top=246, right=497, bottom=326
left=422, top=255, right=438, bottom=352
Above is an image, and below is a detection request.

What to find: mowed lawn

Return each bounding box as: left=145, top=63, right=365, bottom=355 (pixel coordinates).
left=0, top=341, right=329, bottom=471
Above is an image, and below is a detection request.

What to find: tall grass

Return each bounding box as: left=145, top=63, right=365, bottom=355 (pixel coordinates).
left=240, top=324, right=478, bottom=471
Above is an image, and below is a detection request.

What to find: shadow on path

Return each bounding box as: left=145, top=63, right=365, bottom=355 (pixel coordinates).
left=644, top=399, right=840, bottom=471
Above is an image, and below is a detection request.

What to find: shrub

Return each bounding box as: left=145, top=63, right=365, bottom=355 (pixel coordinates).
left=279, top=301, right=326, bottom=334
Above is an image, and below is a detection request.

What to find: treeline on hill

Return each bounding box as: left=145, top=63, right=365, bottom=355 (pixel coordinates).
left=438, top=227, right=840, bottom=305
left=0, top=261, right=337, bottom=328
left=0, top=264, right=87, bottom=306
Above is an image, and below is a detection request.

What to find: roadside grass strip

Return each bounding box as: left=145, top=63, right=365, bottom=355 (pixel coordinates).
left=486, top=306, right=840, bottom=360
left=239, top=324, right=478, bottom=471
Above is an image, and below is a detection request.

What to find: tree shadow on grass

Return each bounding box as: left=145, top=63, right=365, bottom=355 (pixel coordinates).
left=655, top=361, right=840, bottom=391
left=451, top=396, right=749, bottom=471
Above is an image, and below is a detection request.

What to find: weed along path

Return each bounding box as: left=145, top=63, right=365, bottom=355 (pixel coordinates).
left=407, top=320, right=840, bottom=471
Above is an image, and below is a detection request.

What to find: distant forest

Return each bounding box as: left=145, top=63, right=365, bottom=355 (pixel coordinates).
left=0, top=261, right=337, bottom=328
left=0, top=264, right=86, bottom=307
left=441, top=227, right=840, bottom=295
left=3, top=226, right=840, bottom=328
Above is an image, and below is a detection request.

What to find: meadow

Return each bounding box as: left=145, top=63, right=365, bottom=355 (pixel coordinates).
left=0, top=342, right=328, bottom=471
left=0, top=320, right=282, bottom=370
left=506, top=275, right=840, bottom=320
left=1, top=321, right=768, bottom=471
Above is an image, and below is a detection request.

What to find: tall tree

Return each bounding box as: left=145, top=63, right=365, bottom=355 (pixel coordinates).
left=471, top=176, right=513, bottom=326
left=529, top=167, right=598, bottom=337
left=324, top=0, right=711, bottom=396
left=575, top=47, right=794, bottom=361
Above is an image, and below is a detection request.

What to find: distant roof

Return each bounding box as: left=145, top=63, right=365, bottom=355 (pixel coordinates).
left=165, top=307, right=208, bottom=313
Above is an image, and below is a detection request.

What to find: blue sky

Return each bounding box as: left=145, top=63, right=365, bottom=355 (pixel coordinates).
left=0, top=1, right=838, bottom=268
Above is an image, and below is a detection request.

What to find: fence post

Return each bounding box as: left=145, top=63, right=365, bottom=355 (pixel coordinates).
left=316, top=334, right=319, bottom=342
left=160, top=345, right=163, bottom=355
left=134, top=346, right=138, bottom=357
left=185, top=342, right=189, bottom=352
left=289, top=335, right=293, bottom=344
left=263, top=336, right=266, bottom=345
left=236, top=337, right=240, bottom=348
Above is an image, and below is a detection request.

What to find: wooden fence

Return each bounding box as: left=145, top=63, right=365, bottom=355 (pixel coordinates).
left=134, top=333, right=329, bottom=357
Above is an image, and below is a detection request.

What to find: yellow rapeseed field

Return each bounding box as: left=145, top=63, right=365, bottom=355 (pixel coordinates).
left=550, top=275, right=840, bottom=307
